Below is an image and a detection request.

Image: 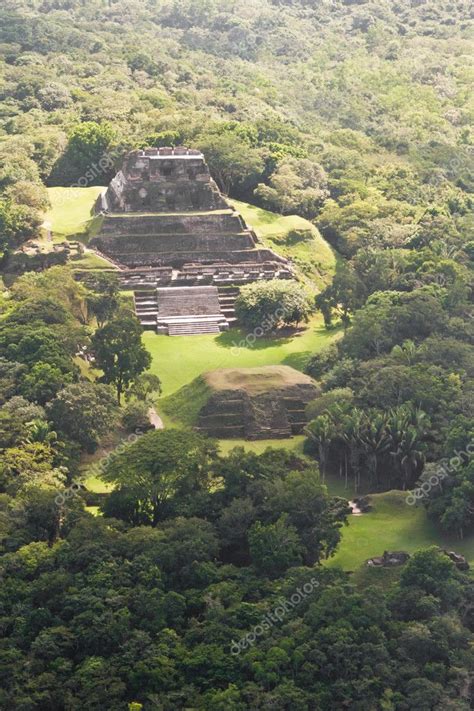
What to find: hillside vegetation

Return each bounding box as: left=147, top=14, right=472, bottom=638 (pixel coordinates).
left=0, top=3, right=474, bottom=709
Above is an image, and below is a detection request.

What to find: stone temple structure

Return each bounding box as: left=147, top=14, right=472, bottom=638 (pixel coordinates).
left=91, top=147, right=292, bottom=335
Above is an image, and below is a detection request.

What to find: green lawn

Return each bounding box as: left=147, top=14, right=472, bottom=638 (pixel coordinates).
left=145, top=316, right=339, bottom=398
left=44, top=186, right=104, bottom=241
left=327, top=490, right=474, bottom=571
left=83, top=475, right=114, bottom=494
left=231, top=199, right=336, bottom=289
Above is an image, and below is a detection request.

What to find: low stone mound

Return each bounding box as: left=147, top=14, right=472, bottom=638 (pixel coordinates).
left=162, top=365, right=320, bottom=439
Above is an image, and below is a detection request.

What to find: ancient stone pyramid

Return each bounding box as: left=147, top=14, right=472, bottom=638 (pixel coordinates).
left=92, top=147, right=286, bottom=270
left=91, top=147, right=292, bottom=334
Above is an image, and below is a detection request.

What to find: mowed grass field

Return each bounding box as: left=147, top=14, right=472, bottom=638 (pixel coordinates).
left=327, top=490, right=474, bottom=570
left=44, top=186, right=115, bottom=269
left=144, top=317, right=338, bottom=397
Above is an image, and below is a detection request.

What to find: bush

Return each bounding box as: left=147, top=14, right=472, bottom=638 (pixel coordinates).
left=121, top=400, right=152, bottom=433
left=235, top=280, right=312, bottom=330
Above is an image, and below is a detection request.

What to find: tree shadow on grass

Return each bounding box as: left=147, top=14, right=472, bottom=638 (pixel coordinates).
left=215, top=326, right=306, bottom=351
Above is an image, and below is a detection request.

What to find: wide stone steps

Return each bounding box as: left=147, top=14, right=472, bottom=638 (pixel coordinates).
left=168, top=321, right=222, bottom=336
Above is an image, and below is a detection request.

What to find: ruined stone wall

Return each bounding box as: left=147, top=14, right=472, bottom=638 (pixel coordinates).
left=94, top=233, right=256, bottom=254
left=98, top=212, right=247, bottom=235
left=91, top=243, right=285, bottom=268
left=197, top=383, right=319, bottom=439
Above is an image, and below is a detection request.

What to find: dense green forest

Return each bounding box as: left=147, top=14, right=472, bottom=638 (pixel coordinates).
left=0, top=1, right=473, bottom=709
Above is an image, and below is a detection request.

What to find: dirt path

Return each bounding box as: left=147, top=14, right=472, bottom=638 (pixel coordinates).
left=148, top=407, right=164, bottom=429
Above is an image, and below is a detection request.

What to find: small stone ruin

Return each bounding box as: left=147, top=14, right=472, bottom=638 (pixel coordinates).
left=443, top=550, right=469, bottom=571
left=194, top=366, right=320, bottom=439
left=366, top=551, right=411, bottom=567
left=91, top=147, right=293, bottom=335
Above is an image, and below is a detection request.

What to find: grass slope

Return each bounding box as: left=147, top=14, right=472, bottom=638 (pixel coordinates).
left=327, top=490, right=474, bottom=570
left=231, top=199, right=336, bottom=289
left=45, top=186, right=104, bottom=240
left=44, top=186, right=115, bottom=270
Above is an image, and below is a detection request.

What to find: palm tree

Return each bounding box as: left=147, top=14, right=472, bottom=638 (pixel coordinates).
left=305, top=415, right=334, bottom=483
left=23, top=419, right=57, bottom=445
left=390, top=339, right=418, bottom=366
left=387, top=405, right=428, bottom=489
left=340, top=408, right=365, bottom=492
left=359, top=411, right=391, bottom=490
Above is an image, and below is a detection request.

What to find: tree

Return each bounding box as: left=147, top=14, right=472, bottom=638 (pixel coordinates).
left=126, top=373, right=162, bottom=402
left=0, top=322, right=79, bottom=375
left=0, top=359, right=25, bottom=405
left=47, top=382, right=118, bottom=452
left=304, top=416, right=333, bottom=481
left=91, top=311, right=152, bottom=404
left=255, top=157, right=329, bottom=218
left=235, top=281, right=312, bottom=331
left=19, top=362, right=70, bottom=405
left=315, top=261, right=366, bottom=329
left=86, top=272, right=120, bottom=328
left=248, top=515, right=303, bottom=577
left=0, top=441, right=64, bottom=496
left=265, top=468, right=350, bottom=563
left=425, top=461, right=474, bottom=539
left=196, top=132, right=264, bottom=196
left=49, top=121, right=117, bottom=186
left=0, top=198, right=41, bottom=256
left=399, top=548, right=460, bottom=605
left=121, top=400, right=152, bottom=433
left=102, top=430, right=218, bottom=525
left=0, top=396, right=46, bottom=449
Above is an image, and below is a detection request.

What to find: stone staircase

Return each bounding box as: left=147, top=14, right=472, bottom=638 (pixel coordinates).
left=156, top=286, right=228, bottom=335
left=167, top=318, right=223, bottom=336
left=134, top=290, right=158, bottom=329
left=217, top=286, right=239, bottom=323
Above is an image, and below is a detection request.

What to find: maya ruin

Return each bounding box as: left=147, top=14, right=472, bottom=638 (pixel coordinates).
left=92, top=147, right=293, bottom=335
left=163, top=366, right=320, bottom=440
